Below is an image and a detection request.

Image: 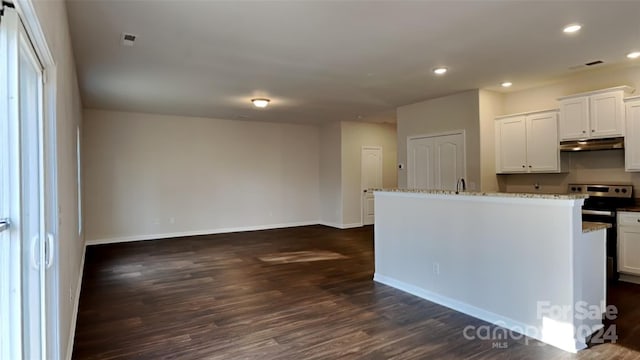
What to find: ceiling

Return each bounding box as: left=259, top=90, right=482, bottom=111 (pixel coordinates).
left=65, top=0, right=640, bottom=125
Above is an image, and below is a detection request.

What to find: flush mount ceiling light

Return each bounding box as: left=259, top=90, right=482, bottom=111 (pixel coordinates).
left=627, top=51, right=640, bottom=59
left=251, top=98, right=270, bottom=108
left=563, top=23, right=582, bottom=34
left=433, top=67, right=448, bottom=75
left=501, top=82, right=513, bottom=88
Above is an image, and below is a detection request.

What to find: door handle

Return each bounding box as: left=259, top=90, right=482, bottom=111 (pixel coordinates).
left=0, top=218, right=9, bottom=233
left=45, top=233, right=54, bottom=269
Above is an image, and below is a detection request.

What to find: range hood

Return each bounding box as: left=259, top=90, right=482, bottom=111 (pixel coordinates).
left=560, top=137, right=625, bottom=152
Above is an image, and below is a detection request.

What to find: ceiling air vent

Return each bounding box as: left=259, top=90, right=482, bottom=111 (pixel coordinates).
left=585, top=60, right=604, bottom=66
left=121, top=33, right=137, bottom=47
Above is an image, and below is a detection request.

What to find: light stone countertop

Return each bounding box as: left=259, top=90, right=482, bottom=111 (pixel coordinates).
left=582, top=221, right=611, bottom=233
left=371, top=188, right=589, bottom=200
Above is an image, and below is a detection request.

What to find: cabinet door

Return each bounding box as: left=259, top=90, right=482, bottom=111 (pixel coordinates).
left=619, top=226, right=640, bottom=275
left=495, top=116, right=527, bottom=173
left=626, top=100, right=640, bottom=171
left=526, top=112, right=560, bottom=172
left=590, top=91, right=624, bottom=138
left=559, top=97, right=589, bottom=140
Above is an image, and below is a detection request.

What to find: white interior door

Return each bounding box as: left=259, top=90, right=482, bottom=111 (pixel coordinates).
left=361, top=146, right=382, bottom=225
left=408, top=132, right=465, bottom=190
left=407, top=137, right=434, bottom=189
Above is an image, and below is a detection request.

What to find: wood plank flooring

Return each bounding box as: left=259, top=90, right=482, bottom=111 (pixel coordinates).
left=73, top=225, right=640, bottom=359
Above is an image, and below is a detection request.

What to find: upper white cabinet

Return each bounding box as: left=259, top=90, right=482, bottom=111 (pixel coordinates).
left=495, top=115, right=527, bottom=173
left=625, top=96, right=640, bottom=171
left=558, top=96, right=589, bottom=140
left=495, top=110, right=564, bottom=174
left=558, top=86, right=633, bottom=141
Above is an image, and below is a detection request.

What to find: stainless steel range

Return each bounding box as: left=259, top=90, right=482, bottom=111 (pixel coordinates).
left=568, top=184, right=634, bottom=280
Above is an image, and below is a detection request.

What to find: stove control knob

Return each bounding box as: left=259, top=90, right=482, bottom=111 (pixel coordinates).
left=571, top=187, right=576, bottom=192
left=615, top=188, right=620, bottom=193
left=578, top=187, right=582, bottom=192
left=622, top=188, right=628, bottom=193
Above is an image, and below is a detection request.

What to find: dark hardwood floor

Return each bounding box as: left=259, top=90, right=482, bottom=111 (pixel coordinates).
left=73, top=225, right=640, bottom=359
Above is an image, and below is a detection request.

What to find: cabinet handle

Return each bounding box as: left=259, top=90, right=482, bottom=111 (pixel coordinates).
left=582, top=130, right=586, bottom=133
left=591, top=129, right=595, bottom=132
left=529, top=165, right=532, bottom=168
left=522, top=165, right=525, bottom=168
left=637, top=219, right=640, bottom=223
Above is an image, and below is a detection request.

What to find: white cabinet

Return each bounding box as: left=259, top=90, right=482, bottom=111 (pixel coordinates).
left=625, top=96, right=640, bottom=171
left=495, top=115, right=527, bottom=173
left=618, top=212, right=640, bottom=278
left=495, top=110, right=564, bottom=174
left=526, top=111, right=563, bottom=172
left=558, top=96, right=589, bottom=140
left=558, top=86, right=632, bottom=141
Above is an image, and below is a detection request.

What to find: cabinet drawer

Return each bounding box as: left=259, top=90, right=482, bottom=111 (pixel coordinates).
left=619, top=212, right=640, bottom=226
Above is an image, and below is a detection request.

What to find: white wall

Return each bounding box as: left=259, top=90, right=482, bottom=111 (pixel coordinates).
left=341, top=121, right=397, bottom=226
left=478, top=90, right=504, bottom=192
left=503, top=64, right=640, bottom=115
left=83, top=109, right=320, bottom=242
left=319, top=122, right=342, bottom=226
left=30, top=1, right=84, bottom=359
left=374, top=191, right=598, bottom=352
left=396, top=90, right=481, bottom=190
left=500, top=64, right=640, bottom=194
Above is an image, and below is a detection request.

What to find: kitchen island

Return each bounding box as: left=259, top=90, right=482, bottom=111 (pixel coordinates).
left=373, top=189, right=606, bottom=353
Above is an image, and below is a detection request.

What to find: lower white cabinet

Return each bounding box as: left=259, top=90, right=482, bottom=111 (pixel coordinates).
left=495, top=110, right=564, bottom=174
left=618, top=212, right=640, bottom=277
left=625, top=96, right=640, bottom=171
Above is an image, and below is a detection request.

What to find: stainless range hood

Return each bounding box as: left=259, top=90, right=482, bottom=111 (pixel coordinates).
left=560, top=137, right=625, bottom=152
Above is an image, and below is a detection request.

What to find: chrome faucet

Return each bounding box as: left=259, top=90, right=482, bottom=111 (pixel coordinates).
left=456, top=178, right=466, bottom=194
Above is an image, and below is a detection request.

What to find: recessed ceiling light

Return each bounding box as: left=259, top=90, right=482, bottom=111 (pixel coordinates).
left=501, top=82, right=513, bottom=88
left=433, top=67, right=448, bottom=75
left=627, top=51, right=640, bottom=59
left=251, top=98, right=270, bottom=108
left=563, top=24, right=582, bottom=34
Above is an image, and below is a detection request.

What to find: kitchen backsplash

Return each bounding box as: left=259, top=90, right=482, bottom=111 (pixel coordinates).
left=500, top=149, right=640, bottom=197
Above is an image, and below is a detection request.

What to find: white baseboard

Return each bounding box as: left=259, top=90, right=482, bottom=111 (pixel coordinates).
left=85, top=221, right=320, bottom=245
left=341, top=222, right=364, bottom=229
left=318, top=221, right=363, bottom=229
left=619, top=273, right=640, bottom=284
left=373, top=273, right=584, bottom=353
left=65, top=245, right=86, bottom=360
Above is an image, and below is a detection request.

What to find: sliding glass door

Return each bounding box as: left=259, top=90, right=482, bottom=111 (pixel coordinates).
left=19, top=9, right=47, bottom=358
left=1, top=5, right=51, bottom=359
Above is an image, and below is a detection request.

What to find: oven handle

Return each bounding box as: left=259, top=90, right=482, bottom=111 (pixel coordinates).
left=582, top=209, right=615, bottom=217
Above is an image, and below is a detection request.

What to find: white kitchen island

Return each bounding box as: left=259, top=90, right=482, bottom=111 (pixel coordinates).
left=373, top=189, right=608, bottom=353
